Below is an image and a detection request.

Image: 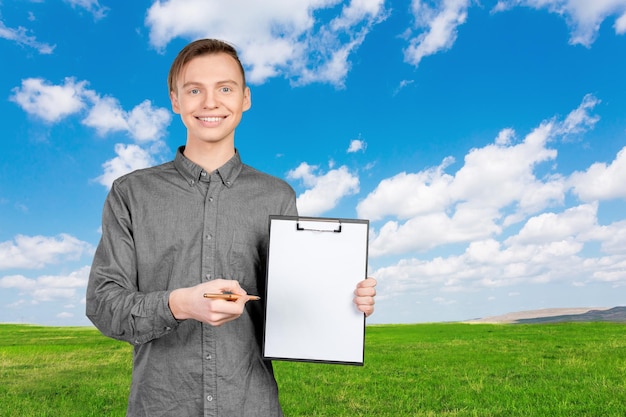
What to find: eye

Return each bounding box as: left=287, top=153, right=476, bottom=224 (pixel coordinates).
left=190, top=88, right=200, bottom=95
left=219, top=86, right=232, bottom=93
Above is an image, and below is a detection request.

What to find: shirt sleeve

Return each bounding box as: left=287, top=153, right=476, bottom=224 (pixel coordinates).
left=276, top=178, right=298, bottom=217
left=86, top=180, right=179, bottom=345
left=283, top=190, right=298, bottom=217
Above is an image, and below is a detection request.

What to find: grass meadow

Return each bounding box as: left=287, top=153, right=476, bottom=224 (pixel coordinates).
left=1, top=322, right=625, bottom=416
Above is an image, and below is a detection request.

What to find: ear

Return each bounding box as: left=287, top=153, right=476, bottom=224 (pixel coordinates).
left=242, top=87, right=251, bottom=112
left=170, top=90, right=181, bottom=114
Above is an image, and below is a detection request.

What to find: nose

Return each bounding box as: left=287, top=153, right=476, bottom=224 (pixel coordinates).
left=204, top=91, right=218, bottom=109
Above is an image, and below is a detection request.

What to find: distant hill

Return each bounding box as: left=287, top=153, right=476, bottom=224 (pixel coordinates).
left=465, top=306, right=626, bottom=324
left=515, top=306, right=626, bottom=324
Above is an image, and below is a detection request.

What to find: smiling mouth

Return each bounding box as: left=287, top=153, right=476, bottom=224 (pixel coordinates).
left=198, top=116, right=225, bottom=123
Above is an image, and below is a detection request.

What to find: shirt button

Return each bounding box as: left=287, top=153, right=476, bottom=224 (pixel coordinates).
left=207, top=395, right=213, bottom=402
left=206, top=234, right=212, bottom=240
left=205, top=274, right=211, bottom=280
left=201, top=171, right=207, bottom=177
left=206, top=354, right=212, bottom=360
left=209, top=197, right=214, bottom=202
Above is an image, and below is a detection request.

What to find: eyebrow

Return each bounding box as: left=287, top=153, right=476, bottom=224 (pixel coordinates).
left=181, top=79, right=242, bottom=89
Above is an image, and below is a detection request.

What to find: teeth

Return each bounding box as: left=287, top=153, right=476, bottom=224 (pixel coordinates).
left=199, top=116, right=222, bottom=123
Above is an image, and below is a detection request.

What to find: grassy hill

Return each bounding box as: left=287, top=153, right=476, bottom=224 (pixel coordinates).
left=2, top=322, right=626, bottom=416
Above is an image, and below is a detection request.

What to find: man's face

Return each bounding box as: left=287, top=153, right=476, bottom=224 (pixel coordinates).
left=170, top=53, right=251, bottom=148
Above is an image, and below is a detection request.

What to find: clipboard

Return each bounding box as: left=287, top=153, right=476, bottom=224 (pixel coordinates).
left=262, top=215, right=369, bottom=366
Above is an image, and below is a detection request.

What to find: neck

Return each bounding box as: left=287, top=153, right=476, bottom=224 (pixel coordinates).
left=183, top=140, right=235, bottom=172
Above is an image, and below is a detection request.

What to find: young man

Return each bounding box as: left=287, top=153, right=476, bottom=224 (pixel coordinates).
left=86, top=39, right=376, bottom=417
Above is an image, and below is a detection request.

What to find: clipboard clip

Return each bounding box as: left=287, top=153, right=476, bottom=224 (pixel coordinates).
left=296, top=219, right=342, bottom=233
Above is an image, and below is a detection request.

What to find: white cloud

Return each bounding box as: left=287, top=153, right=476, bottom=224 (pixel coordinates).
left=96, top=143, right=156, bottom=189
left=347, top=139, right=366, bottom=153
left=568, top=146, right=626, bottom=201
left=145, top=0, right=388, bottom=86
left=365, top=94, right=626, bottom=307
left=65, top=0, right=109, bottom=20
left=393, top=79, right=415, bottom=96
left=505, top=203, right=599, bottom=246
left=82, top=95, right=128, bottom=134
left=37, top=268, right=90, bottom=289
left=0, top=20, right=55, bottom=54
left=492, top=0, right=626, bottom=47
left=0, top=275, right=37, bottom=290
left=10, top=78, right=87, bottom=123
left=361, top=94, right=601, bottom=257
left=11, top=78, right=171, bottom=141
left=11, top=78, right=172, bottom=188
left=403, top=0, right=626, bottom=69
left=11, top=78, right=170, bottom=185
left=295, top=39, right=355, bottom=87
left=288, top=162, right=360, bottom=216
left=404, top=0, right=470, bottom=66
left=495, top=128, right=515, bottom=145
left=596, top=220, right=626, bottom=255
left=433, top=296, right=457, bottom=305
left=126, top=100, right=172, bottom=142
left=368, top=209, right=502, bottom=256
left=556, top=93, right=600, bottom=136
left=616, top=11, right=626, bottom=32
left=357, top=157, right=455, bottom=221
left=362, top=123, right=565, bottom=255
left=450, top=122, right=565, bottom=225
left=0, top=234, right=94, bottom=270
left=83, top=96, right=171, bottom=142
left=372, top=228, right=626, bottom=301
left=1, top=266, right=90, bottom=304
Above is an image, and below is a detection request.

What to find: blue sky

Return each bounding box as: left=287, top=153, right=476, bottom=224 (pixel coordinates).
left=1, top=0, right=626, bottom=326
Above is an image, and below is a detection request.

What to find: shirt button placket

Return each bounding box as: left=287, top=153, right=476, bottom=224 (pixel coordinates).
left=203, top=175, right=219, bottom=417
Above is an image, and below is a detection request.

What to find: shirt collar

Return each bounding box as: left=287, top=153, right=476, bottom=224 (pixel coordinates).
left=174, top=146, right=242, bottom=188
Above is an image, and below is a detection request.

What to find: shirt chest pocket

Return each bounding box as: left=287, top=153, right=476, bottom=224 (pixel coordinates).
left=228, top=231, right=263, bottom=292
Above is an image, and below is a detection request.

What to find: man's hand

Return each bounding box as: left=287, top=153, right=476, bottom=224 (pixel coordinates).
left=354, top=277, right=377, bottom=317
left=169, top=279, right=249, bottom=326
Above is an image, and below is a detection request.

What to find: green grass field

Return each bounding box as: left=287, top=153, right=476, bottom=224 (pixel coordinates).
left=1, top=322, right=625, bottom=416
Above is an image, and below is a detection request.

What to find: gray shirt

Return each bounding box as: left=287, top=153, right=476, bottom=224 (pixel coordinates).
left=86, top=147, right=297, bottom=417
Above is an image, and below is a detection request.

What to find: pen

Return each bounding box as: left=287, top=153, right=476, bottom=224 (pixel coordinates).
left=203, top=293, right=261, bottom=301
